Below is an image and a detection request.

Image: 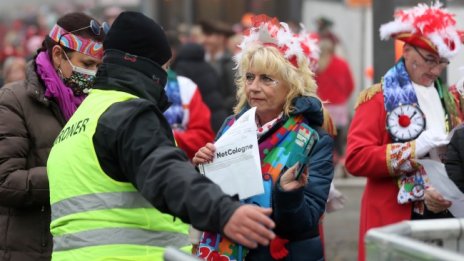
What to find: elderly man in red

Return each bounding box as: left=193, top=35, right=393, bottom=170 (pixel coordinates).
left=345, top=3, right=464, bottom=261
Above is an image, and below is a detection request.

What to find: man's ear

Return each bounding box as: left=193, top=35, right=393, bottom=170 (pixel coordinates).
left=51, top=45, right=64, bottom=68
left=403, top=44, right=412, bottom=59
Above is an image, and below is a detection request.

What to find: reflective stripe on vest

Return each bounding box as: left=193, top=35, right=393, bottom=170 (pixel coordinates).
left=53, top=227, right=190, bottom=251
left=51, top=192, right=153, bottom=221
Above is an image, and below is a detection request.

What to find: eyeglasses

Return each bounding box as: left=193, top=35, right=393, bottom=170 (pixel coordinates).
left=58, top=20, right=109, bottom=45
left=245, top=72, right=279, bottom=88
left=412, top=46, right=449, bottom=69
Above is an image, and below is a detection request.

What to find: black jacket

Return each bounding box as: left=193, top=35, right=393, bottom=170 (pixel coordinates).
left=91, top=50, right=240, bottom=233
left=173, top=43, right=228, bottom=132
left=446, top=127, right=464, bottom=193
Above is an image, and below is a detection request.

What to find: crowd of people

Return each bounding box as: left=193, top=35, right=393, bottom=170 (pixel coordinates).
left=0, top=1, right=464, bottom=261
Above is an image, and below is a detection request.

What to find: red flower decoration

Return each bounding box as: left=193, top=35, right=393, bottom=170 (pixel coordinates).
left=207, top=251, right=229, bottom=261
left=270, top=236, right=289, bottom=260
left=198, top=247, right=211, bottom=258
left=398, top=114, right=411, bottom=127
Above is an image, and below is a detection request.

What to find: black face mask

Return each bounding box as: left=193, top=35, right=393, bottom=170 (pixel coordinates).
left=61, top=52, right=97, bottom=96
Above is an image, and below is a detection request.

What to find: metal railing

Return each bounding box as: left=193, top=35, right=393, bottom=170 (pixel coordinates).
left=365, top=218, right=464, bottom=261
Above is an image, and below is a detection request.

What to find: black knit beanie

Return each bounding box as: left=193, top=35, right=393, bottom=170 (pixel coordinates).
left=103, top=11, right=171, bottom=66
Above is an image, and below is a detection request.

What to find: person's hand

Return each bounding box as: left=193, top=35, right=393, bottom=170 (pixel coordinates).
left=191, top=244, right=199, bottom=255
left=415, top=130, right=449, bottom=158
left=192, top=143, right=216, bottom=165
left=424, top=186, right=452, bottom=213
left=280, top=163, right=308, bottom=191
left=223, top=205, right=275, bottom=249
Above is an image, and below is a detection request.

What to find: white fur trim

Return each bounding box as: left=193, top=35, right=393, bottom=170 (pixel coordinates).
left=379, top=21, right=415, bottom=40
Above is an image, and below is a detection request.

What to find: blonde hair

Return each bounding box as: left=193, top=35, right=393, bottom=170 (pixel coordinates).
left=233, top=44, right=319, bottom=115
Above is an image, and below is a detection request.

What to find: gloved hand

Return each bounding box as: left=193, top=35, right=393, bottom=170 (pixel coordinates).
left=414, top=130, right=449, bottom=158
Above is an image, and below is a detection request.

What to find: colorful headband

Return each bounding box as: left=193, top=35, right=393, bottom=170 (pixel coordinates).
left=379, top=2, right=463, bottom=59
left=236, top=14, right=319, bottom=69
left=48, top=24, right=103, bottom=59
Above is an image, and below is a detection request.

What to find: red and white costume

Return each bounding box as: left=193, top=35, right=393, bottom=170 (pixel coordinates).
left=173, top=76, right=215, bottom=159
left=346, top=3, right=464, bottom=261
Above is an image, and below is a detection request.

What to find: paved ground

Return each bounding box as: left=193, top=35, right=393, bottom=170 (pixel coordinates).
left=323, top=165, right=366, bottom=261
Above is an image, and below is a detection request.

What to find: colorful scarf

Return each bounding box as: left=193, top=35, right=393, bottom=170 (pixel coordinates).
left=381, top=59, right=464, bottom=213
left=382, top=59, right=419, bottom=113
left=383, top=60, right=427, bottom=208
left=163, top=69, right=185, bottom=130
left=198, top=111, right=317, bottom=260
left=383, top=59, right=459, bottom=133
left=35, top=51, right=85, bottom=121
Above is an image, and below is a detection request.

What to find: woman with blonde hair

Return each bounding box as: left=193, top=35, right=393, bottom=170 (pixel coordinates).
left=193, top=15, right=333, bottom=261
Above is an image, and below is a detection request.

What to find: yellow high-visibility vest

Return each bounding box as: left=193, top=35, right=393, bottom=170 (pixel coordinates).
left=47, top=89, right=190, bottom=261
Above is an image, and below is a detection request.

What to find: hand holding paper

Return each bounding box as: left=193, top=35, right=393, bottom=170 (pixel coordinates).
left=418, top=159, right=464, bottom=217
left=198, top=107, right=264, bottom=199
left=424, top=186, right=452, bottom=213
left=192, top=143, right=215, bottom=165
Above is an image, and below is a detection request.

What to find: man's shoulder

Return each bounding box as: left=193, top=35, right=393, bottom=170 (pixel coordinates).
left=98, top=98, right=156, bottom=129
left=354, top=83, right=383, bottom=109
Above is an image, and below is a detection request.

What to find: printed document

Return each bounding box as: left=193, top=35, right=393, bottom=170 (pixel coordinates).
left=199, top=107, right=264, bottom=199
left=419, top=159, right=464, bottom=217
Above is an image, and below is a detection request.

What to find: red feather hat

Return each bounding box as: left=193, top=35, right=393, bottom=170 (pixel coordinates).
left=379, top=2, right=464, bottom=59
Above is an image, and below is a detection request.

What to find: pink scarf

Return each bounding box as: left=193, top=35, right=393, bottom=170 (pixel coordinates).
left=35, top=51, right=84, bottom=121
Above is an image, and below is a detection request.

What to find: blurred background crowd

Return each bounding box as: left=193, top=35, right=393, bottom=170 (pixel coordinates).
left=0, top=0, right=364, bottom=165
left=2, top=1, right=464, bottom=260
left=2, top=0, right=464, bottom=173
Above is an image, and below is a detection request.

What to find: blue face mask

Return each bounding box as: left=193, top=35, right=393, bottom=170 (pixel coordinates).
left=62, top=52, right=97, bottom=96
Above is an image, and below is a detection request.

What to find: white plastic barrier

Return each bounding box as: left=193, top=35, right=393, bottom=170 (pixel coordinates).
left=163, top=247, right=201, bottom=261
left=365, top=218, right=464, bottom=261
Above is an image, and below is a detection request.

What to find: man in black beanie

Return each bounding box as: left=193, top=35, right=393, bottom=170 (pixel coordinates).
left=46, top=11, right=275, bottom=260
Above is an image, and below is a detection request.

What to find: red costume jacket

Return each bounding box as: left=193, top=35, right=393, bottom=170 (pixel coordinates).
left=345, top=82, right=463, bottom=261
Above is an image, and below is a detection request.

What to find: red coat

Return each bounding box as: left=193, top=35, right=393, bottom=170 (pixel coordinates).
left=345, top=83, right=413, bottom=261
left=316, top=55, right=354, bottom=105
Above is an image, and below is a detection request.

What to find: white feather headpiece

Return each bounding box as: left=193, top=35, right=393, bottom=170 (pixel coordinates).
left=235, top=14, right=319, bottom=70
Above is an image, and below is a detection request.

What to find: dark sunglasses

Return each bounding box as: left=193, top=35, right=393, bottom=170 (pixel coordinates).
left=58, top=20, right=109, bottom=45
left=87, top=20, right=110, bottom=36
